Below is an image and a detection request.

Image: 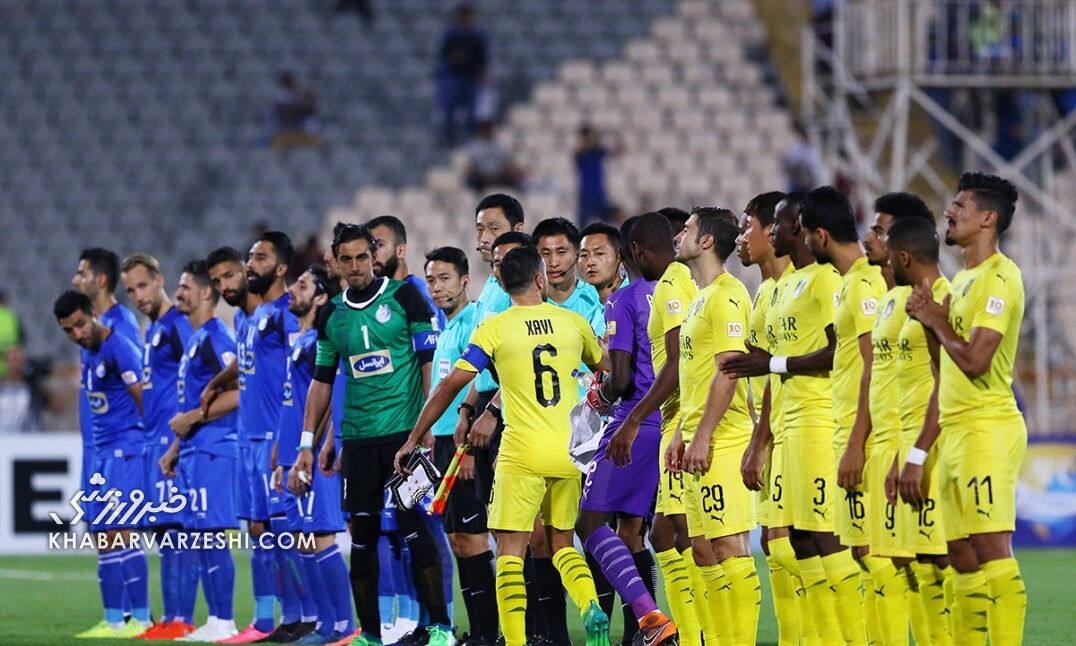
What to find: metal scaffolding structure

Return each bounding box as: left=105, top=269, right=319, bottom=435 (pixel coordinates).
left=801, top=0, right=1076, bottom=434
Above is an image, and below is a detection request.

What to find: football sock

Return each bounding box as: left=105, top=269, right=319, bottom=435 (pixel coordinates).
left=952, top=569, right=989, bottom=645
left=535, top=555, right=570, bottom=644
left=583, top=527, right=656, bottom=620
left=655, top=548, right=700, bottom=646
left=983, top=558, right=1026, bottom=646
left=159, top=538, right=177, bottom=623
left=798, top=556, right=841, bottom=646
left=861, top=555, right=908, bottom=646
left=426, top=514, right=455, bottom=620
left=98, top=551, right=126, bottom=625
left=722, top=556, right=761, bottom=645
left=820, top=550, right=866, bottom=645
left=462, top=551, right=499, bottom=639
left=551, top=547, right=600, bottom=615
left=683, top=549, right=716, bottom=645
left=697, top=563, right=732, bottom=645
left=912, top=561, right=953, bottom=646
left=586, top=551, right=617, bottom=619
left=317, top=544, right=356, bottom=635
left=175, top=539, right=201, bottom=624
left=622, top=550, right=657, bottom=645
left=904, top=564, right=932, bottom=646
left=377, top=535, right=396, bottom=627
left=766, top=548, right=801, bottom=646
left=350, top=514, right=382, bottom=640
left=301, top=552, right=334, bottom=635
left=204, top=545, right=236, bottom=622
left=496, top=555, right=527, bottom=646
left=117, top=548, right=151, bottom=623
left=251, top=541, right=277, bottom=632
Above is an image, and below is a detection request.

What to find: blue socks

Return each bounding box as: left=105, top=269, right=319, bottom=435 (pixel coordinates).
left=270, top=517, right=315, bottom=625
left=175, top=540, right=201, bottom=624
left=160, top=539, right=178, bottom=623
left=98, top=551, right=126, bottom=624
left=202, top=546, right=236, bottom=621
left=301, top=552, right=334, bottom=636
left=317, top=544, right=356, bottom=635
left=378, top=535, right=397, bottom=626
left=117, top=548, right=150, bottom=623
left=251, top=540, right=276, bottom=632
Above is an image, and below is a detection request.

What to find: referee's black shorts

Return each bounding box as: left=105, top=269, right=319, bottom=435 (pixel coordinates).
left=433, top=436, right=488, bottom=534
left=340, top=431, right=409, bottom=516
left=472, top=389, right=504, bottom=506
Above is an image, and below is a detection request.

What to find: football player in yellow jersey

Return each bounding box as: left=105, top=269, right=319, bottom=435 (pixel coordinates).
left=608, top=211, right=702, bottom=646
left=905, top=173, right=1027, bottom=646
left=735, top=192, right=806, bottom=646
left=722, top=196, right=847, bottom=646
left=394, top=246, right=612, bottom=646
left=665, top=208, right=759, bottom=646
left=858, top=192, right=937, bottom=646
left=886, top=217, right=955, bottom=646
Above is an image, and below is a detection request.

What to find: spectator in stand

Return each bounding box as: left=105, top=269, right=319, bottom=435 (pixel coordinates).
left=0, top=290, right=23, bottom=380
left=782, top=123, right=826, bottom=192
left=464, top=121, right=523, bottom=191
left=268, top=72, right=323, bottom=153
left=289, top=235, right=325, bottom=282
left=436, top=4, right=489, bottom=145
left=574, top=123, right=621, bottom=225
left=0, top=346, right=42, bottom=431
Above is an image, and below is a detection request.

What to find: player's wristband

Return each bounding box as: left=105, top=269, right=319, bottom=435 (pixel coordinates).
left=458, top=402, right=476, bottom=416
left=906, top=447, right=928, bottom=466
left=485, top=402, right=502, bottom=420
left=298, top=431, right=315, bottom=451
left=769, top=356, right=789, bottom=374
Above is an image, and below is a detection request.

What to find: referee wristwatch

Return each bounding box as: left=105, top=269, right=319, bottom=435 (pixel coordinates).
left=485, top=401, right=502, bottom=420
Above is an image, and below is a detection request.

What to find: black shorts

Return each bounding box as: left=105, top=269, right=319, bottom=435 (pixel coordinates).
left=340, top=431, right=410, bottom=516
left=434, top=436, right=488, bottom=534
left=472, top=389, right=505, bottom=506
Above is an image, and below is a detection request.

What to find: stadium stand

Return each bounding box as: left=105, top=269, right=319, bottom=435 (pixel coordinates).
left=0, top=0, right=676, bottom=357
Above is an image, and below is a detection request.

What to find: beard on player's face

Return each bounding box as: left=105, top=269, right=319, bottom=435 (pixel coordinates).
left=374, top=254, right=399, bottom=279
left=246, top=266, right=277, bottom=295
left=220, top=282, right=247, bottom=307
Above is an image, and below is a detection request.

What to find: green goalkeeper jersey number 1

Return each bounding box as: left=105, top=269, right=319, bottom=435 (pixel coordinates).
left=314, top=278, right=439, bottom=441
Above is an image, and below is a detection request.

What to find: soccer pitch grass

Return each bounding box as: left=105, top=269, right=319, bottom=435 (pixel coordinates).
left=0, top=549, right=1072, bottom=645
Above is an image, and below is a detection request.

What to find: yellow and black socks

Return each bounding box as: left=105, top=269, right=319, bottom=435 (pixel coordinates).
left=496, top=556, right=528, bottom=646
left=683, top=549, right=717, bottom=644
left=952, top=569, right=989, bottom=646
left=769, top=536, right=819, bottom=645
left=903, top=564, right=931, bottom=646
left=820, top=550, right=866, bottom=645
left=982, top=558, right=1026, bottom=646
left=697, top=563, right=732, bottom=645
left=551, top=547, right=599, bottom=615
left=797, top=556, right=841, bottom=646
left=860, top=555, right=909, bottom=646
left=655, top=549, right=700, bottom=646
left=722, top=556, right=761, bottom=645
left=765, top=551, right=801, bottom=646
left=911, top=561, right=952, bottom=646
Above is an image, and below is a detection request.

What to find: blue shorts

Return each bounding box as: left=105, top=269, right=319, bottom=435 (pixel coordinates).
left=580, top=418, right=661, bottom=518
left=283, top=466, right=346, bottom=535
left=88, top=451, right=147, bottom=532
left=143, top=441, right=185, bottom=528
left=177, top=454, right=195, bottom=528
left=238, top=441, right=272, bottom=522
left=191, top=452, right=240, bottom=531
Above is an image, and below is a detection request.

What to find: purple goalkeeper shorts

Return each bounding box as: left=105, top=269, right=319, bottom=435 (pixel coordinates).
left=579, top=418, right=661, bottom=517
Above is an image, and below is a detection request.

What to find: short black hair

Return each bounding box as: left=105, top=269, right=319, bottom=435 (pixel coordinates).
left=619, top=216, right=640, bottom=257
left=206, top=246, right=244, bottom=270
left=181, top=260, right=213, bottom=288
left=256, top=231, right=294, bottom=267
left=874, top=192, right=934, bottom=223
left=800, top=186, right=859, bottom=243
left=631, top=211, right=676, bottom=251
left=579, top=222, right=621, bottom=250
left=658, top=207, right=690, bottom=231
left=498, top=246, right=544, bottom=295
left=692, top=207, right=740, bottom=261
left=745, top=191, right=787, bottom=228
left=887, top=217, right=939, bottom=265
left=54, top=290, right=93, bottom=320
left=532, top=217, right=581, bottom=249
left=307, top=263, right=343, bottom=300
left=425, top=246, right=470, bottom=276
left=367, top=215, right=408, bottom=244
left=491, top=232, right=534, bottom=255
left=332, top=223, right=376, bottom=256
left=79, top=248, right=121, bottom=293
left=957, top=172, right=1018, bottom=233
left=476, top=193, right=525, bottom=227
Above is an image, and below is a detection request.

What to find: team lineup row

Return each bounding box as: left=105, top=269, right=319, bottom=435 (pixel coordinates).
left=57, top=173, right=1027, bottom=646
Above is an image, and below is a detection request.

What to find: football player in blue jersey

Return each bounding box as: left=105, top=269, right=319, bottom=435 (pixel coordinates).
left=56, top=290, right=151, bottom=639
left=119, top=253, right=194, bottom=639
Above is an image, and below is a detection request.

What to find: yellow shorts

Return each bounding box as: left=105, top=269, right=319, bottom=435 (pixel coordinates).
left=488, top=466, right=581, bottom=533
left=785, top=428, right=837, bottom=532
left=897, top=436, right=947, bottom=556
left=683, top=443, right=757, bottom=540
left=760, top=439, right=793, bottom=528
left=937, top=418, right=1027, bottom=542
left=867, top=438, right=913, bottom=558
left=655, top=431, right=687, bottom=516
left=833, top=438, right=870, bottom=547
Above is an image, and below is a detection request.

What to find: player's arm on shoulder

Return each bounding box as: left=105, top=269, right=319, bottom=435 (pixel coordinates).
left=786, top=324, right=836, bottom=373
left=304, top=302, right=339, bottom=446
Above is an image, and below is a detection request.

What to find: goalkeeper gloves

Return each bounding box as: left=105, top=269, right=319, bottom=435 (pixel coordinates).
left=585, top=371, right=616, bottom=415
